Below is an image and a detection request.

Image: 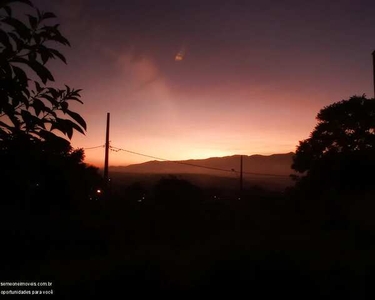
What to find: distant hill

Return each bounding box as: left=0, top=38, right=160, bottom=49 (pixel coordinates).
left=108, top=153, right=296, bottom=190
left=109, top=152, right=295, bottom=177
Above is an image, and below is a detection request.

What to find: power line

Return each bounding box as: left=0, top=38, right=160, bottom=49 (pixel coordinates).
left=242, top=171, right=289, bottom=178
left=82, top=145, right=105, bottom=150
left=109, top=145, right=291, bottom=178
left=110, top=146, right=235, bottom=173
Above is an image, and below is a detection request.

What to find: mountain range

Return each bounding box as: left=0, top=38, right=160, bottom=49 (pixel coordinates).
left=107, top=152, right=296, bottom=190
left=109, top=152, right=295, bottom=176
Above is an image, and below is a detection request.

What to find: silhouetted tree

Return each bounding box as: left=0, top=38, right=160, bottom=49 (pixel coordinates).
left=154, top=176, right=202, bottom=204
left=0, top=0, right=85, bottom=143
left=292, top=95, right=375, bottom=192
left=0, top=0, right=101, bottom=209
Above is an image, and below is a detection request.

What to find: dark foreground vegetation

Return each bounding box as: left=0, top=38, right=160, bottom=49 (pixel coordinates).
left=2, top=0, right=375, bottom=298
left=2, top=177, right=375, bottom=298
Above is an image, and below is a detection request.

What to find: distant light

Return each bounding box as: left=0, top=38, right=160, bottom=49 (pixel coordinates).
left=138, top=199, right=142, bottom=202
left=175, top=54, right=183, bottom=61
left=175, top=46, right=185, bottom=61
left=96, top=189, right=102, bottom=194
left=238, top=197, right=241, bottom=200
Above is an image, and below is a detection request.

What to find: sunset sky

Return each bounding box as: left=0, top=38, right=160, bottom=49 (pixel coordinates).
left=30, top=0, right=375, bottom=167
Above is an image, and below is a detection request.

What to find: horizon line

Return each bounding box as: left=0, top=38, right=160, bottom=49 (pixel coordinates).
left=95, top=151, right=295, bottom=169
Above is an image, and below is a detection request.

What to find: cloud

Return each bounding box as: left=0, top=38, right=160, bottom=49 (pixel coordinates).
left=101, top=45, right=162, bottom=92
left=98, top=46, right=181, bottom=130
left=113, top=50, right=168, bottom=99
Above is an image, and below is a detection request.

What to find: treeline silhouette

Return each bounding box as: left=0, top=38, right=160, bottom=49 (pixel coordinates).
left=2, top=172, right=375, bottom=297
left=3, top=149, right=374, bottom=297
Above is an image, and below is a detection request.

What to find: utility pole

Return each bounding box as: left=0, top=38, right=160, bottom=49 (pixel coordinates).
left=372, top=50, right=375, bottom=98
left=104, top=112, right=110, bottom=191
left=240, top=155, right=243, bottom=198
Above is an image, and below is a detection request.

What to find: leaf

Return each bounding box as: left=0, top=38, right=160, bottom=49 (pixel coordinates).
left=57, top=89, right=64, bottom=97
left=48, top=48, right=66, bottom=64
left=68, top=88, right=83, bottom=103
left=0, top=28, right=12, bottom=50
left=7, top=113, right=21, bottom=128
left=51, top=118, right=73, bottom=139
left=28, top=51, right=37, bottom=62
left=50, top=118, right=66, bottom=135
left=37, top=129, right=68, bottom=144
left=67, top=96, right=83, bottom=104
left=34, top=81, right=43, bottom=93
left=15, top=93, right=29, bottom=107
left=0, top=127, right=8, bottom=138
left=64, top=120, right=73, bottom=139
left=60, top=101, right=68, bottom=112
left=39, top=25, right=71, bottom=47
left=11, top=95, right=19, bottom=107
left=0, top=0, right=34, bottom=7
left=66, top=109, right=86, bottom=131
left=2, top=17, right=31, bottom=40
left=65, top=119, right=85, bottom=137
left=22, top=88, right=30, bottom=98
left=0, top=100, right=14, bottom=116
left=20, top=109, right=33, bottom=130
left=41, top=12, right=56, bottom=20
left=36, top=8, right=42, bottom=19
left=19, top=0, right=34, bottom=6
left=32, top=98, right=45, bottom=116
left=13, top=57, right=54, bottom=84
left=0, top=62, right=12, bottom=78
left=64, top=84, right=70, bottom=94
left=40, top=94, right=58, bottom=106
left=70, top=121, right=85, bottom=135
left=29, top=114, right=42, bottom=128
left=2, top=6, right=11, bottom=16
left=33, top=33, right=40, bottom=44
left=43, top=107, right=56, bottom=118
left=39, top=46, right=52, bottom=64
left=35, top=117, right=46, bottom=129
left=20, top=109, right=31, bottom=118
left=0, top=120, right=12, bottom=129
left=50, top=33, right=70, bottom=47
left=12, top=65, right=28, bottom=86
left=47, top=87, right=59, bottom=98
left=8, top=32, right=23, bottom=51
left=27, top=14, right=38, bottom=29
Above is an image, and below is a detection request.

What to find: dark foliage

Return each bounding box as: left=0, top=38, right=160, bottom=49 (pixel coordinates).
left=0, top=0, right=85, bottom=143
left=292, top=95, right=375, bottom=193
left=0, top=135, right=102, bottom=210
left=153, top=176, right=203, bottom=206
left=0, top=1, right=101, bottom=210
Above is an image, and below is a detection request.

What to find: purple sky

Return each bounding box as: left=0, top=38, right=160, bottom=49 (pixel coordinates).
left=28, top=0, right=375, bottom=166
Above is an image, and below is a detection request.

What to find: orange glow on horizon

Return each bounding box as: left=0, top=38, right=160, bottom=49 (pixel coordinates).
left=59, top=1, right=373, bottom=169
left=76, top=138, right=298, bottom=167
